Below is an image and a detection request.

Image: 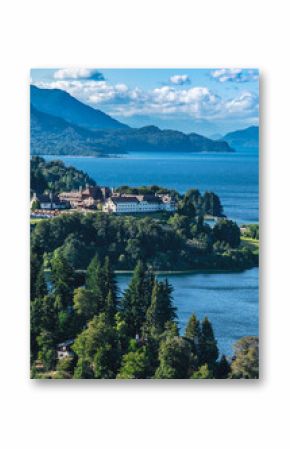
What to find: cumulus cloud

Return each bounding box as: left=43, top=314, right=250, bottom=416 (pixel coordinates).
left=35, top=79, right=258, bottom=122
left=169, top=74, right=190, bottom=85
left=224, top=91, right=259, bottom=114
left=53, top=68, right=104, bottom=81
left=211, top=68, right=259, bottom=83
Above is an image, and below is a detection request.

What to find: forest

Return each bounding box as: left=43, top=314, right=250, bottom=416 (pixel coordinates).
left=31, top=255, right=259, bottom=379
left=31, top=211, right=258, bottom=272
left=30, top=157, right=259, bottom=379
left=30, top=156, right=96, bottom=194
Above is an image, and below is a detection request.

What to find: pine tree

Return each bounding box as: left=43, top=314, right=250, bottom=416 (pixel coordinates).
left=146, top=279, right=177, bottom=335
left=85, top=255, right=118, bottom=315
left=34, top=262, right=48, bottom=299
left=120, top=261, right=153, bottom=337
left=105, top=290, right=117, bottom=325
left=185, top=314, right=200, bottom=341
left=216, top=355, right=231, bottom=379
left=31, top=294, right=58, bottom=359
left=198, top=317, right=219, bottom=369
left=161, top=279, right=177, bottom=324
left=103, top=256, right=118, bottom=302
left=31, top=252, right=43, bottom=300
left=184, top=313, right=201, bottom=371
left=50, top=249, right=75, bottom=310
left=86, top=255, right=105, bottom=297
left=73, top=287, right=98, bottom=323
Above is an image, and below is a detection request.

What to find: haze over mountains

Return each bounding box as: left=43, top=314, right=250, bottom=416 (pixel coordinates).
left=30, top=85, right=236, bottom=156
left=222, top=126, right=259, bottom=150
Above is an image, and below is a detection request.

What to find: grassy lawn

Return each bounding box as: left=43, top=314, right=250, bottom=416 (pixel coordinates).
left=241, top=236, right=259, bottom=254
left=30, top=217, right=51, bottom=225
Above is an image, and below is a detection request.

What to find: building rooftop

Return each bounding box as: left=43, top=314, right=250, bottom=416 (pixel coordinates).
left=111, top=196, right=139, bottom=204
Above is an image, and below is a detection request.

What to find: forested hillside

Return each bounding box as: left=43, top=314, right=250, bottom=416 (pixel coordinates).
left=31, top=156, right=96, bottom=194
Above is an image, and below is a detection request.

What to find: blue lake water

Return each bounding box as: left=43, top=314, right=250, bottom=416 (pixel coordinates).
left=44, top=151, right=259, bottom=356
left=117, top=268, right=259, bottom=357
left=45, top=151, right=259, bottom=224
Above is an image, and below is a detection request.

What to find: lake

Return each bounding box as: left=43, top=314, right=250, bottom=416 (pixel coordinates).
left=44, top=151, right=259, bottom=356
left=117, top=268, right=259, bottom=357
left=45, top=151, right=259, bottom=224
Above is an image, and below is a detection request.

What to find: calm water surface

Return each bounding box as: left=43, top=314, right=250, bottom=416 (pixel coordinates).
left=117, top=268, right=259, bottom=357
left=45, top=151, right=259, bottom=224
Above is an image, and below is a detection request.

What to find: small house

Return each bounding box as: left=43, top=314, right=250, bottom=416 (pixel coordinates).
left=56, top=339, right=74, bottom=359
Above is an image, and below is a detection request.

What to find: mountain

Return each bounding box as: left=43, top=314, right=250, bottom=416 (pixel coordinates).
left=31, top=108, right=234, bottom=156
left=30, top=106, right=121, bottom=156
left=222, top=126, right=259, bottom=150
left=31, top=85, right=128, bottom=131
left=30, top=86, right=234, bottom=156
left=210, top=133, right=223, bottom=141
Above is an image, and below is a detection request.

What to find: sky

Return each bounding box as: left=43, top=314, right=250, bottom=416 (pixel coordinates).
left=31, top=68, right=259, bottom=136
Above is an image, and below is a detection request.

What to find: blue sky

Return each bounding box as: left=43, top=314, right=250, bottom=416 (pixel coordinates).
left=31, top=68, right=259, bottom=136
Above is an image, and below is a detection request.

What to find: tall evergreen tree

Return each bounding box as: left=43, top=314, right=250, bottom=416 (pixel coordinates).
left=34, top=262, right=48, bottom=299
left=146, top=279, right=177, bottom=335
left=184, top=313, right=201, bottom=371
left=50, top=249, right=75, bottom=310
left=120, top=261, right=153, bottom=337
left=31, top=252, right=42, bottom=300
left=86, top=255, right=105, bottom=296
left=185, top=314, right=200, bottom=342
left=30, top=294, right=58, bottom=359
left=216, top=355, right=231, bottom=379
left=198, top=317, right=219, bottom=369
left=103, top=256, right=118, bottom=302
left=203, top=191, right=223, bottom=217
left=105, top=290, right=117, bottom=325
left=73, top=287, right=98, bottom=323
left=85, top=255, right=118, bottom=316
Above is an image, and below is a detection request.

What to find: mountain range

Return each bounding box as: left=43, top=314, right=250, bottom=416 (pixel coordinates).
left=222, top=126, right=259, bottom=150
left=30, top=85, right=235, bottom=156
left=31, top=85, right=128, bottom=131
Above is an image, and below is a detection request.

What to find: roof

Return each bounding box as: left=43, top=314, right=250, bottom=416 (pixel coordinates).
left=57, top=339, right=74, bottom=348
left=37, top=194, right=60, bottom=203
left=141, top=195, right=162, bottom=203
left=111, top=196, right=139, bottom=204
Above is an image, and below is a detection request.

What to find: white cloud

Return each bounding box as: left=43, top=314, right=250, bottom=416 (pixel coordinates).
left=53, top=68, right=104, bottom=80
left=34, top=79, right=258, bottom=122
left=211, top=68, right=259, bottom=83
left=224, top=91, right=259, bottom=114
left=169, top=74, right=190, bottom=85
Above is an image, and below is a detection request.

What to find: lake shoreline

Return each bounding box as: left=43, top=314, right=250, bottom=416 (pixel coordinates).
left=44, top=267, right=256, bottom=275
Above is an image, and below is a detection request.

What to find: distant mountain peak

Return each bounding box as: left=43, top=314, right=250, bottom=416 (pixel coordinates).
left=30, top=85, right=235, bottom=157
left=30, top=85, right=129, bottom=131
left=222, top=125, right=259, bottom=150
